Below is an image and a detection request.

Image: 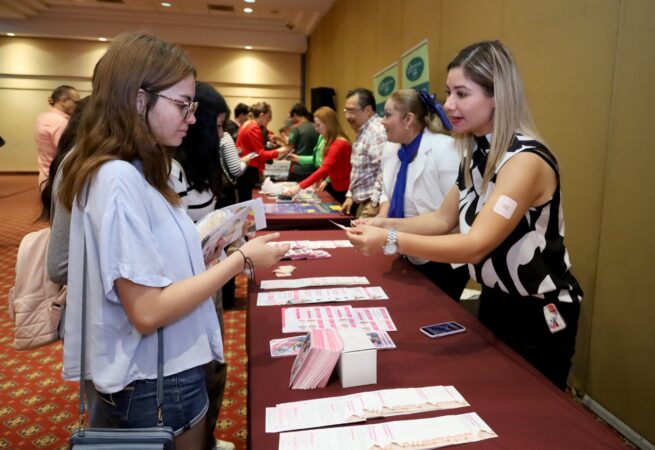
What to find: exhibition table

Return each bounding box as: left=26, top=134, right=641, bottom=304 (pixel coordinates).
left=247, top=230, right=626, bottom=449
left=253, top=190, right=352, bottom=230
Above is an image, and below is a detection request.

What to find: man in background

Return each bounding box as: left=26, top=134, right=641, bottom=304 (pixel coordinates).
left=341, top=87, right=386, bottom=218
left=284, top=103, right=319, bottom=182
left=224, top=102, right=249, bottom=141
left=34, top=85, right=80, bottom=189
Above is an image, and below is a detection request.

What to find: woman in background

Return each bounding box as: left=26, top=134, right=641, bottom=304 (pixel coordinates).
left=284, top=107, right=351, bottom=203
left=347, top=41, right=582, bottom=390
left=235, top=102, right=287, bottom=200
left=377, top=89, right=467, bottom=301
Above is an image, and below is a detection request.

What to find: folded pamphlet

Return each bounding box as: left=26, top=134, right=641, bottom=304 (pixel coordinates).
left=195, top=198, right=266, bottom=265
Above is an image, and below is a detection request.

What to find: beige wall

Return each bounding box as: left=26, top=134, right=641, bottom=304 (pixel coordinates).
left=307, top=0, right=654, bottom=443
left=0, top=36, right=301, bottom=172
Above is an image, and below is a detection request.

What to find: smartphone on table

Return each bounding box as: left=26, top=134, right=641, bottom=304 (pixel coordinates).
left=419, top=321, right=466, bottom=339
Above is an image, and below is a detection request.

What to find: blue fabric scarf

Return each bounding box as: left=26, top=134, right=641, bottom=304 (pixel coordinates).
left=388, top=132, right=423, bottom=218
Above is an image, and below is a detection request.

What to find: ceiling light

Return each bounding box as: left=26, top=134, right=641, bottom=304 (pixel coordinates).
left=7, top=33, right=16, bottom=36
left=245, top=45, right=253, bottom=50
left=244, top=0, right=255, bottom=3
left=243, top=7, right=253, bottom=13
left=161, top=2, right=172, bottom=7
left=98, top=37, right=107, bottom=42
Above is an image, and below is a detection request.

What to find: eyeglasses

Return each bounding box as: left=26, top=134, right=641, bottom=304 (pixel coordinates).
left=145, top=90, right=199, bottom=120
left=343, top=107, right=363, bottom=115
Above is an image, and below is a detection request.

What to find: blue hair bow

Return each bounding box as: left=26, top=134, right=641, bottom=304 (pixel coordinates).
left=418, top=89, right=452, bottom=131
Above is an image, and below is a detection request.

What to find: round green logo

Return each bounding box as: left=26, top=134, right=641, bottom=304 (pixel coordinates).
left=378, top=76, right=396, bottom=97
left=406, top=57, right=424, bottom=81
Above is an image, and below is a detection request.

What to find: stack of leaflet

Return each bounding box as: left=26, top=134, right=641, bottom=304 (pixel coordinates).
left=289, top=329, right=343, bottom=390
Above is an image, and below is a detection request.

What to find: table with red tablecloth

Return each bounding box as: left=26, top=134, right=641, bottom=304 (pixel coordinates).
left=253, top=190, right=353, bottom=230
left=247, top=230, right=626, bottom=449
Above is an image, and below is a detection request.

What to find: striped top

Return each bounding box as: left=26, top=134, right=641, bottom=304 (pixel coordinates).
left=457, top=132, right=583, bottom=303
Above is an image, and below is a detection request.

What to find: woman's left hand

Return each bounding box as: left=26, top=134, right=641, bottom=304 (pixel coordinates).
left=345, top=225, right=388, bottom=256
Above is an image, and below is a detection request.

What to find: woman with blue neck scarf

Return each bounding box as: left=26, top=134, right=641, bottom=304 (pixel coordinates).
left=377, top=89, right=468, bottom=301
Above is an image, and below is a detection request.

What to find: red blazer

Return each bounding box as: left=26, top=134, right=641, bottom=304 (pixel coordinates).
left=299, top=138, right=352, bottom=191
left=235, top=120, right=279, bottom=173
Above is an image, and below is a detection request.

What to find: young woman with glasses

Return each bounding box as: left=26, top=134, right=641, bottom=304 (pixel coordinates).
left=57, top=32, right=288, bottom=449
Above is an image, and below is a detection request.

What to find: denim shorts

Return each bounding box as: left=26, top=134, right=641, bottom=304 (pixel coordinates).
left=93, top=366, right=208, bottom=436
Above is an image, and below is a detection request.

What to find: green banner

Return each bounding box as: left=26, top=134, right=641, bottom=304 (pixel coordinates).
left=401, top=39, right=429, bottom=92
left=373, top=62, right=398, bottom=117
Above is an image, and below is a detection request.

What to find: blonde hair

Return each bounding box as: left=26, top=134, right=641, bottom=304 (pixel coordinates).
left=388, top=89, right=445, bottom=134
left=448, top=40, right=543, bottom=192
left=313, top=106, right=349, bottom=156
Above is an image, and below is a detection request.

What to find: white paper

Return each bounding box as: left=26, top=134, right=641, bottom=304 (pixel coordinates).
left=278, top=412, right=497, bottom=450
left=261, top=276, right=370, bottom=290
left=258, top=287, right=388, bottom=306
left=267, top=386, right=469, bottom=433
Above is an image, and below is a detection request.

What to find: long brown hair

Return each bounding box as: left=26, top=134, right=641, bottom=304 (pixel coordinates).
left=313, top=107, right=349, bottom=156
left=58, top=31, right=196, bottom=209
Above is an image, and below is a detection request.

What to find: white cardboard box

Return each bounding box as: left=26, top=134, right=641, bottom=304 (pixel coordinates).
left=337, top=328, right=377, bottom=388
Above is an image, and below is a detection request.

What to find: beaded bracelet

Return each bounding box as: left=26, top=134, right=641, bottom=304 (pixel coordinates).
left=235, top=248, right=256, bottom=284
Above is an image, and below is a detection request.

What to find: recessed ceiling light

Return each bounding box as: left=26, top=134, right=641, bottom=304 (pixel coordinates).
left=244, top=0, right=255, bottom=3
left=161, top=2, right=172, bottom=7
left=98, top=37, right=108, bottom=42
left=245, top=45, right=253, bottom=50
left=7, top=33, right=16, bottom=36
left=243, top=7, right=253, bottom=13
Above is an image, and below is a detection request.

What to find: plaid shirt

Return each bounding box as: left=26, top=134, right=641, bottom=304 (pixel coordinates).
left=346, top=115, right=386, bottom=204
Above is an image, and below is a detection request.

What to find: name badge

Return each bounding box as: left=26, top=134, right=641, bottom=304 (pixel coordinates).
left=543, top=303, right=567, bottom=333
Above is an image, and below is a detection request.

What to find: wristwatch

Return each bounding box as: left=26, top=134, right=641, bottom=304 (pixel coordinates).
left=383, top=228, right=398, bottom=255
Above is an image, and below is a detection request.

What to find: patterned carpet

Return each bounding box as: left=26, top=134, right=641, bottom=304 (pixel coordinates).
left=0, top=175, right=248, bottom=449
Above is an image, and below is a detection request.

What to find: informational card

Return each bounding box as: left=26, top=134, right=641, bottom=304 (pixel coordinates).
left=281, top=305, right=357, bottom=333
left=260, top=276, right=369, bottom=290
left=276, top=240, right=353, bottom=249
left=352, top=307, right=397, bottom=332
left=281, top=305, right=396, bottom=333
left=257, top=287, right=388, bottom=307
left=266, top=385, right=470, bottom=433
left=277, top=412, right=497, bottom=449
left=270, top=330, right=395, bottom=358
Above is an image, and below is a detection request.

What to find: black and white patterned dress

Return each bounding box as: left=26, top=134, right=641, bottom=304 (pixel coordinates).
left=457, top=132, right=583, bottom=304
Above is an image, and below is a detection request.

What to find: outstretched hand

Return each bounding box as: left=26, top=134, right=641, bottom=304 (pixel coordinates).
left=240, top=233, right=289, bottom=268
left=345, top=225, right=388, bottom=256
left=351, top=217, right=388, bottom=228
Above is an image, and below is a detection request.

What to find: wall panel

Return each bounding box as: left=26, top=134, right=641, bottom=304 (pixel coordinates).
left=590, top=0, right=655, bottom=442
left=0, top=36, right=301, bottom=172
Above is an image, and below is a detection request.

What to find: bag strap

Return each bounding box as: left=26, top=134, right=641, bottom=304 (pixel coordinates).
left=219, top=144, right=237, bottom=186
left=76, top=184, right=165, bottom=432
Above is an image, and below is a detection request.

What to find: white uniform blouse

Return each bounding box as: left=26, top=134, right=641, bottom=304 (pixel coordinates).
left=380, top=130, right=460, bottom=264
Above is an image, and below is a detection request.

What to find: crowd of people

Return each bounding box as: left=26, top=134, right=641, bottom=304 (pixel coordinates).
left=34, top=31, right=582, bottom=448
